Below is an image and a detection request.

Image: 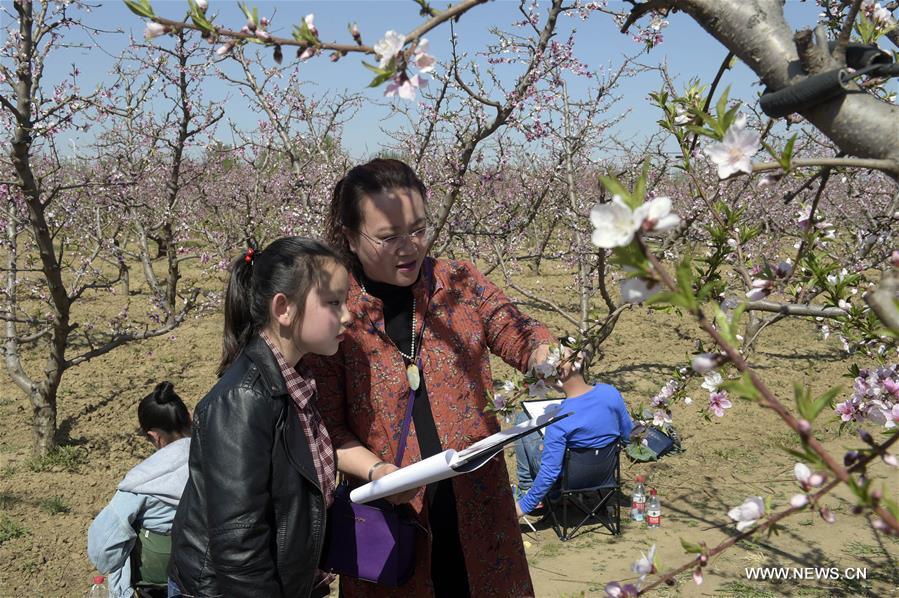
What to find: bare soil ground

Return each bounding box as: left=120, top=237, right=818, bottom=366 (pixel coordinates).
left=1, top=262, right=897, bottom=597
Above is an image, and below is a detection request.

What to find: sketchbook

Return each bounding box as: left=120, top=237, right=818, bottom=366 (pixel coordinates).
left=521, top=398, right=565, bottom=432
left=349, top=411, right=570, bottom=504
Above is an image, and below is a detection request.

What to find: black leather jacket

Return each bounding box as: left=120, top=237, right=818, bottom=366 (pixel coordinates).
left=169, top=336, right=327, bottom=597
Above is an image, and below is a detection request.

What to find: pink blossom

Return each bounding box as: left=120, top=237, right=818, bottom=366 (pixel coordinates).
left=708, top=390, right=732, bottom=417
left=835, top=399, right=858, bottom=421
left=605, top=582, right=639, bottom=597
left=385, top=74, right=426, bottom=100
left=693, top=567, right=703, bottom=586
left=413, top=38, right=436, bottom=73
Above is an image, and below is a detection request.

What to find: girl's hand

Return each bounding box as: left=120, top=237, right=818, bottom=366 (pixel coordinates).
left=371, top=463, right=420, bottom=504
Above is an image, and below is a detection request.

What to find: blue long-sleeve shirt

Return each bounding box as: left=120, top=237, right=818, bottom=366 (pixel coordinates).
left=518, top=384, right=633, bottom=514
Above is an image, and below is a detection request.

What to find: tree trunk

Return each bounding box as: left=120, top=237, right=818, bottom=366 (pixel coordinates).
left=31, top=388, right=57, bottom=456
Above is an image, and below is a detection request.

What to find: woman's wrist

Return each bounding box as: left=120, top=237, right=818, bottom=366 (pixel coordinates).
left=367, top=460, right=390, bottom=481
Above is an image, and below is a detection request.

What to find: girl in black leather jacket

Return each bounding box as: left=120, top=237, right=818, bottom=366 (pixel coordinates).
left=168, top=237, right=351, bottom=597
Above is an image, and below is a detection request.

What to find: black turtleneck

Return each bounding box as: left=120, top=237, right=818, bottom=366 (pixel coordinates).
left=357, top=269, right=471, bottom=597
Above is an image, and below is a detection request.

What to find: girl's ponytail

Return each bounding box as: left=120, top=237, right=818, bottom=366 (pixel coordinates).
left=219, top=251, right=255, bottom=377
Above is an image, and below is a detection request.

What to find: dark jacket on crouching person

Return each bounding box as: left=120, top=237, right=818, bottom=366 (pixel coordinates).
left=168, top=336, right=328, bottom=597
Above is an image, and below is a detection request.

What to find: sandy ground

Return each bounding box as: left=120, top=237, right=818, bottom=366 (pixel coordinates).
left=1, top=263, right=897, bottom=597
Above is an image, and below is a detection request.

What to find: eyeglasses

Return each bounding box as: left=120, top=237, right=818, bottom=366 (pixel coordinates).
left=357, top=226, right=428, bottom=252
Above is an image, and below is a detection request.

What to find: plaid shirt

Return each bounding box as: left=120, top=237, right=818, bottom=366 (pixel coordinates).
left=262, top=333, right=336, bottom=508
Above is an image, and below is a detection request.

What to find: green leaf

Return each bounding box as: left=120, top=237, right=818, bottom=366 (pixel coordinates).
left=362, top=61, right=390, bottom=75
left=721, top=372, right=761, bottom=402
left=123, top=0, right=155, bottom=18
left=238, top=2, right=255, bottom=26
left=293, top=19, right=319, bottom=45
left=680, top=538, right=703, bottom=554
left=187, top=0, right=215, bottom=34
left=626, top=443, right=656, bottom=462
left=633, top=161, right=650, bottom=205
left=597, top=175, right=635, bottom=208
left=810, top=386, right=841, bottom=421
left=367, top=70, right=395, bottom=88
left=781, top=134, right=797, bottom=170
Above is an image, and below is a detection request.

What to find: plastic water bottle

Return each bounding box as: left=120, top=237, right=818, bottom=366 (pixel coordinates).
left=646, top=488, right=661, bottom=528
left=630, top=475, right=646, bottom=522
left=86, top=575, right=106, bottom=597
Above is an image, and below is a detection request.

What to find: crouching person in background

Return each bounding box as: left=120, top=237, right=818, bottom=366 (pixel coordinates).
left=88, top=381, right=192, bottom=597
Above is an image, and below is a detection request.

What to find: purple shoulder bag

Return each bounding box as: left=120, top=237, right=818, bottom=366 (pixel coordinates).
left=318, top=262, right=433, bottom=586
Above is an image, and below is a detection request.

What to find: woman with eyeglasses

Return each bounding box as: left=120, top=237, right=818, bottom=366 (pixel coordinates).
left=304, top=158, right=582, bottom=598
left=88, top=381, right=191, bottom=597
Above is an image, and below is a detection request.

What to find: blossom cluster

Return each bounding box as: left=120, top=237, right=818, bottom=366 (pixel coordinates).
left=834, top=364, right=899, bottom=429
left=861, top=0, right=896, bottom=29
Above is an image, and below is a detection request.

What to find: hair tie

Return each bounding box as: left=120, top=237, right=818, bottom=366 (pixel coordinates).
left=244, top=247, right=255, bottom=264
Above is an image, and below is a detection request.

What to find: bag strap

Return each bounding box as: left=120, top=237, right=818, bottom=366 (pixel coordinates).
left=394, top=259, right=434, bottom=467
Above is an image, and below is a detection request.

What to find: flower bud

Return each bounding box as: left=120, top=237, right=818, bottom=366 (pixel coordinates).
left=859, top=430, right=874, bottom=445
left=693, top=567, right=703, bottom=586
left=196, top=0, right=208, bottom=12
left=796, top=419, right=811, bottom=434
left=260, top=16, right=270, bottom=27
left=144, top=22, right=168, bottom=40
left=818, top=505, right=836, bottom=524
left=273, top=45, right=283, bottom=64
left=843, top=450, right=859, bottom=467
left=790, top=494, right=809, bottom=508
left=691, top=353, right=719, bottom=374
left=256, top=29, right=271, bottom=41
left=215, top=41, right=234, bottom=57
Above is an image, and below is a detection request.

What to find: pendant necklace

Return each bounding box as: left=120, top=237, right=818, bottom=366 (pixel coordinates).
left=360, top=281, right=421, bottom=391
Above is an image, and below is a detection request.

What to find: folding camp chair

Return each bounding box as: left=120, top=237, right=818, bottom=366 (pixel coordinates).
left=546, top=442, right=622, bottom=541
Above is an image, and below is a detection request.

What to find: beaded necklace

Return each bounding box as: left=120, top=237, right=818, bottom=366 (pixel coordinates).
left=359, top=280, right=421, bottom=391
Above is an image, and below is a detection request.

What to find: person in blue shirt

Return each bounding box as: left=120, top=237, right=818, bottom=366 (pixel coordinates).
left=88, top=381, right=191, bottom=597
left=514, top=380, right=633, bottom=516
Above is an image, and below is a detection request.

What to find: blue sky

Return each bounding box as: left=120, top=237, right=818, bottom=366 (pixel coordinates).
left=5, top=0, right=890, bottom=158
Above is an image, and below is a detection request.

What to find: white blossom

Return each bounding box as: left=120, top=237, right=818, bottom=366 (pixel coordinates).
left=703, top=114, right=760, bottom=179
left=620, top=276, right=659, bottom=304
left=701, top=371, right=722, bottom=392
left=728, top=496, right=765, bottom=532
left=590, top=196, right=641, bottom=248
left=631, top=544, right=656, bottom=581
left=374, top=30, right=405, bottom=69
left=634, top=196, right=681, bottom=232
